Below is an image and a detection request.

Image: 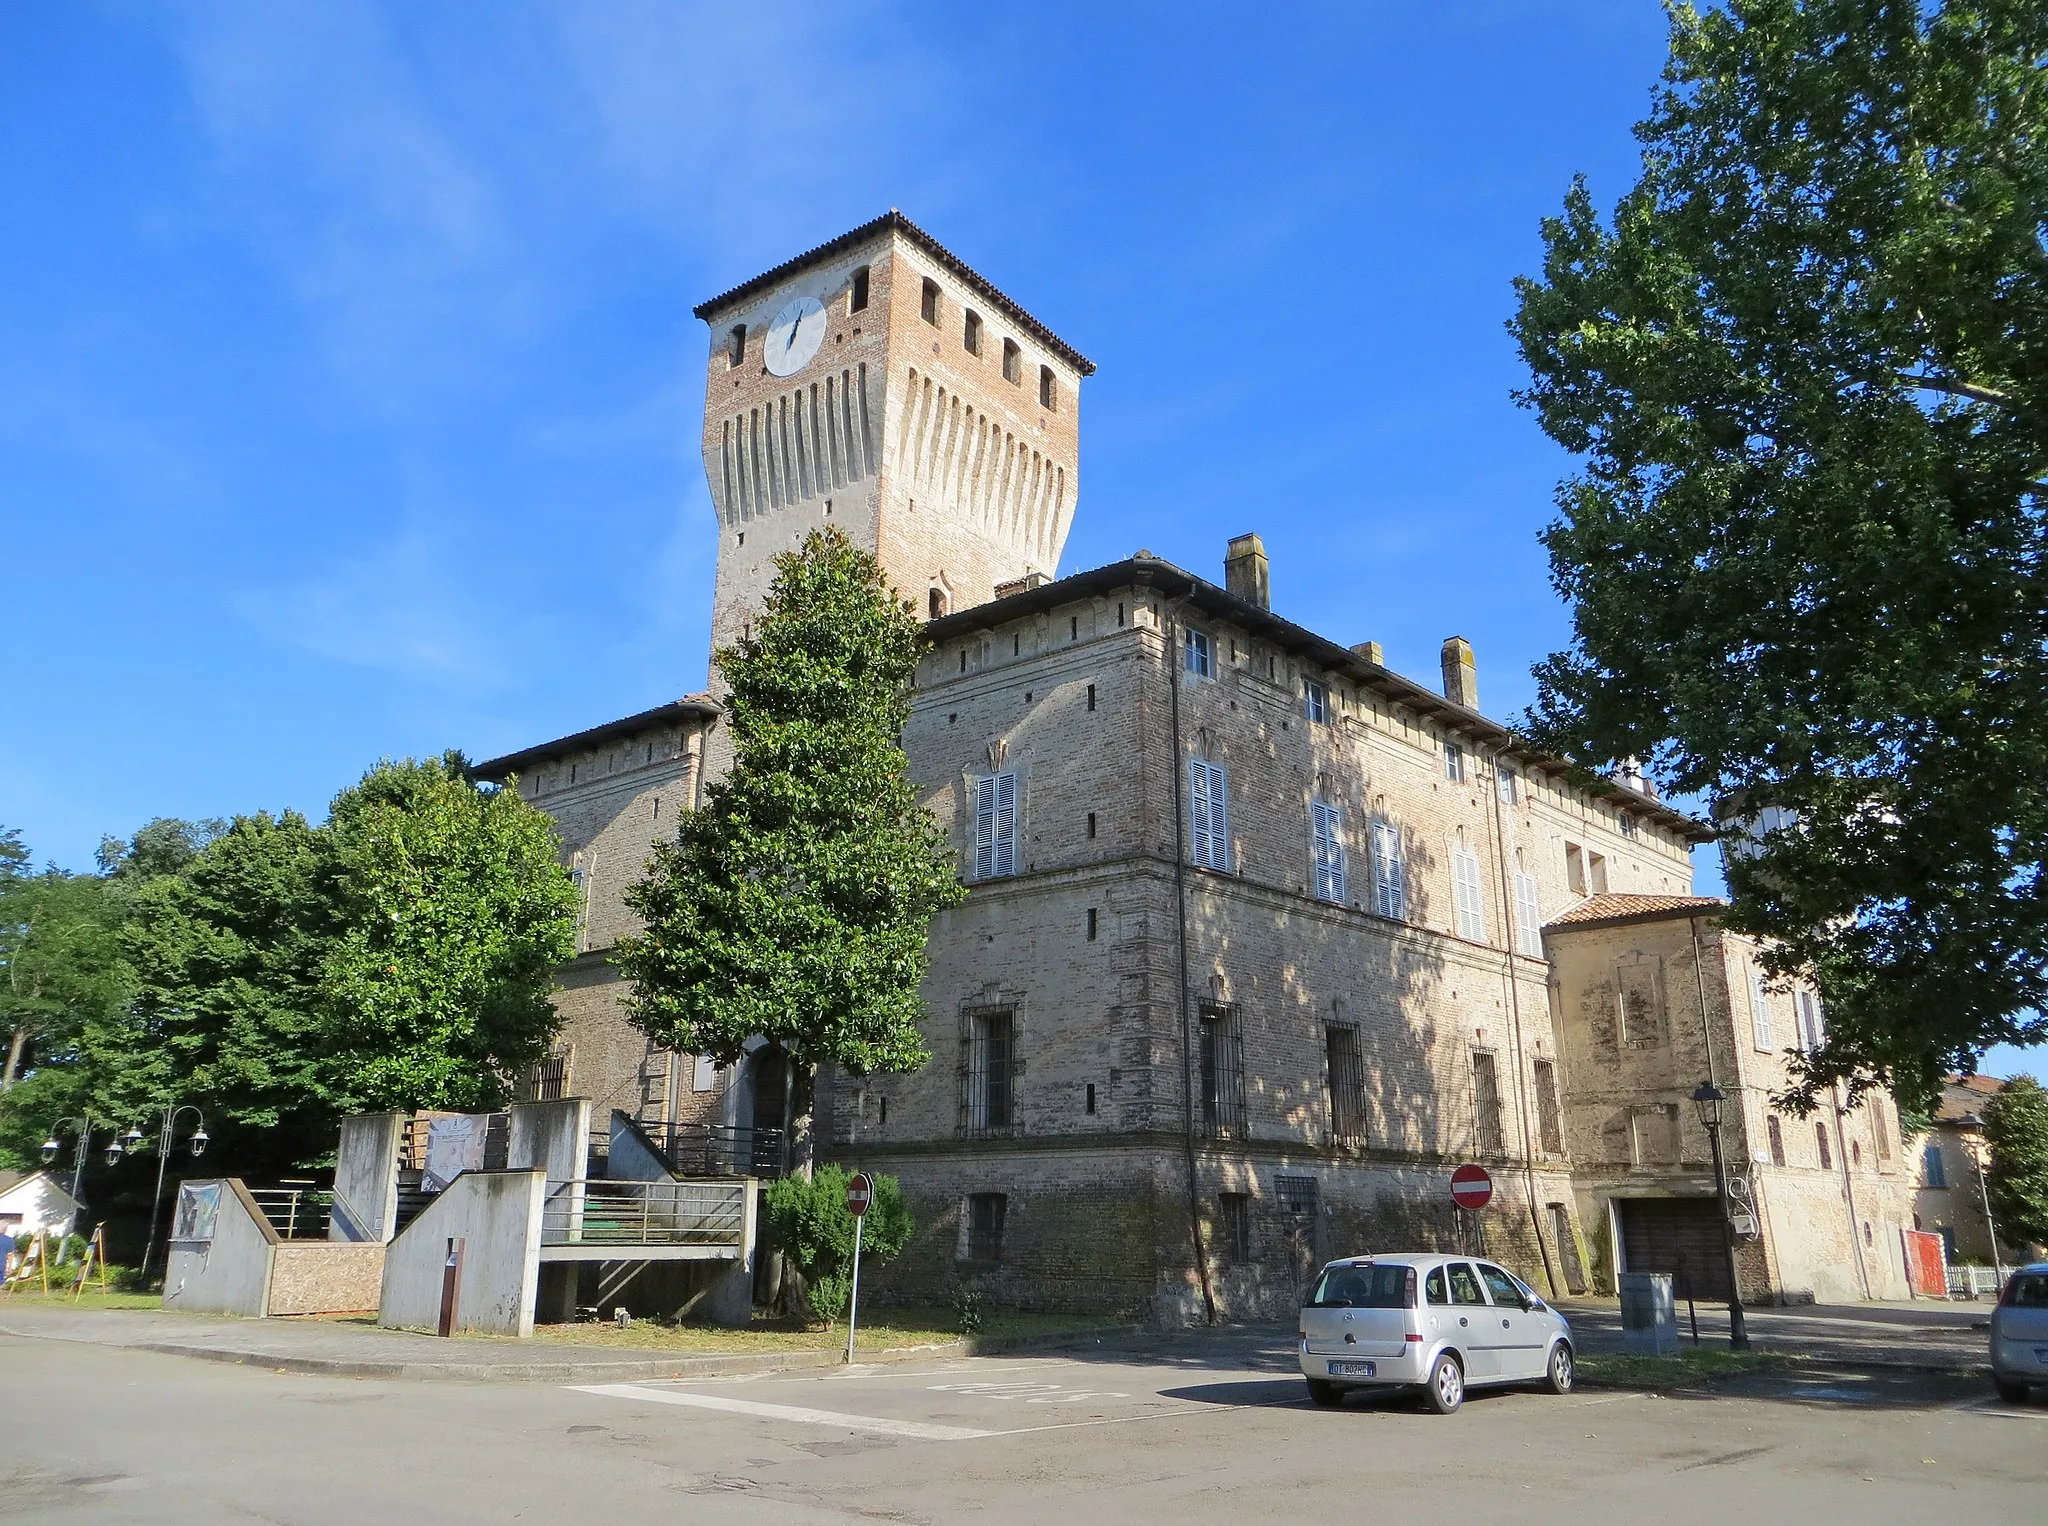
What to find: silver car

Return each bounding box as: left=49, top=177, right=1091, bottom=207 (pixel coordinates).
left=1991, top=1263, right=2048, bottom=1404
left=1298, top=1253, right=1575, bottom=1414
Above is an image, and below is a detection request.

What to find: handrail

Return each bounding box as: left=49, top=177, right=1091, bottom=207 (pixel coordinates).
left=540, top=1178, right=745, bottom=1247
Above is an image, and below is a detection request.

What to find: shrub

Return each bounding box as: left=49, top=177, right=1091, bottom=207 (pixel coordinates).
left=759, top=1167, right=912, bottom=1325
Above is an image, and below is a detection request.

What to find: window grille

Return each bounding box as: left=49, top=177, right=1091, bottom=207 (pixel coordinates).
left=1472, top=1050, right=1506, bottom=1155
left=1370, top=818, right=1405, bottom=920
left=1303, top=680, right=1328, bottom=724
left=1513, top=871, right=1542, bottom=955
left=973, top=772, right=1018, bottom=879
left=1452, top=836, right=1486, bottom=941
left=1768, top=1114, right=1786, bottom=1167
left=1198, top=1003, right=1245, bottom=1137
left=1275, top=1174, right=1318, bottom=1216
left=1326, top=1026, right=1365, bottom=1145
left=963, top=1008, right=1015, bottom=1135
left=1749, top=968, right=1774, bottom=1050
left=1217, top=1192, right=1251, bottom=1262
left=526, top=1046, right=571, bottom=1102
left=1189, top=760, right=1230, bottom=870
left=1532, top=1058, right=1562, bottom=1154
left=965, top=1192, right=1006, bottom=1262
left=1183, top=628, right=1213, bottom=678
left=1310, top=799, right=1346, bottom=903
left=1444, top=740, right=1466, bottom=783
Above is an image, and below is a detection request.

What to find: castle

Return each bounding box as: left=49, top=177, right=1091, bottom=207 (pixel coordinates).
left=473, top=213, right=1922, bottom=1316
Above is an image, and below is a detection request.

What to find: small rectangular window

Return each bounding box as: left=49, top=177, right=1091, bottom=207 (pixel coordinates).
left=1497, top=767, right=1518, bottom=805
left=1217, top=1192, right=1251, bottom=1262
left=1587, top=851, right=1609, bottom=894
left=1184, top=628, right=1213, bottom=678
left=1444, top=740, right=1466, bottom=784
left=1620, top=813, right=1641, bottom=840
left=1749, top=968, right=1774, bottom=1051
left=1768, top=1114, right=1786, bottom=1167
left=1513, top=871, right=1542, bottom=956
left=1326, top=1026, right=1365, bottom=1144
left=727, top=324, right=746, bottom=368
left=850, top=266, right=870, bottom=313
left=965, top=1192, right=1006, bottom=1261
left=1275, top=1174, right=1318, bottom=1217
left=1086, top=907, right=1098, bottom=941
left=1304, top=679, right=1329, bottom=724
left=1922, top=1141, right=1945, bottom=1187
left=1085, top=1082, right=1097, bottom=1115
left=1002, top=338, right=1022, bottom=383
left=1815, top=1121, right=1833, bottom=1170
left=1070, top=616, right=1079, bottom=641
left=973, top=772, right=1019, bottom=879
left=1039, top=364, right=1056, bottom=409
left=1874, top=1106, right=1891, bottom=1161
left=1472, top=1050, right=1506, bottom=1155
left=1198, top=1003, right=1245, bottom=1136
left=1086, top=682, right=1096, bottom=711
left=963, top=309, right=982, bottom=354
left=1311, top=799, right=1347, bottom=904
left=1086, top=811, right=1097, bottom=839
left=1371, top=818, right=1406, bottom=920
left=1189, top=760, right=1230, bottom=870
left=1533, top=1058, right=1563, bottom=1154
left=1452, top=836, right=1486, bottom=941
left=921, top=278, right=941, bottom=326
left=1565, top=842, right=1587, bottom=895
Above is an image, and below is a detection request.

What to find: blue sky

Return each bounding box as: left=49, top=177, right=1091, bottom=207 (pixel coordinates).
left=4, top=4, right=2032, bottom=1076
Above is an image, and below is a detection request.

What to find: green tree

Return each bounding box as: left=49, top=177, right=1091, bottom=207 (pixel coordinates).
left=759, top=1166, right=913, bottom=1324
left=1510, top=0, right=2048, bottom=1112
left=616, top=529, right=966, bottom=1153
left=1984, top=1075, right=2048, bottom=1250
left=0, top=864, right=130, bottom=1093
left=322, top=753, right=581, bottom=1111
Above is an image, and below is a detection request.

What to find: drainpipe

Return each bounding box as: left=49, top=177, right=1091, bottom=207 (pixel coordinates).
left=1486, top=750, right=1558, bottom=1298
left=1162, top=594, right=1217, bottom=1326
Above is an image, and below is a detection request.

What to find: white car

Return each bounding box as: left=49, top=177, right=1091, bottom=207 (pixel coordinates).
left=1991, top=1263, right=2048, bottom=1404
left=1298, top=1252, right=1575, bottom=1414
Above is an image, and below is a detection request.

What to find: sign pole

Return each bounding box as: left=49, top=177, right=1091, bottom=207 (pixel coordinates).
left=845, top=1211, right=865, bottom=1365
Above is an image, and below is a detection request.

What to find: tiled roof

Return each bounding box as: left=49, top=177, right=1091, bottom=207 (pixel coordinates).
left=467, top=698, right=720, bottom=782
left=1544, top=893, right=1728, bottom=929
left=690, top=210, right=1096, bottom=376
left=1936, top=1073, right=2007, bottom=1123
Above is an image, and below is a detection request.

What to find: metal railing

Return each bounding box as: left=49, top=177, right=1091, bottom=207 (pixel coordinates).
left=1947, top=1264, right=2006, bottom=1298
left=246, top=1185, right=334, bottom=1240
left=541, top=1179, right=747, bottom=1249
left=636, top=1120, right=786, bottom=1180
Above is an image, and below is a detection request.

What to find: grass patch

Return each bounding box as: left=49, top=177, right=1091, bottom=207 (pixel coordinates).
left=523, top=1305, right=1134, bottom=1355
left=1577, top=1346, right=1788, bottom=1390
left=0, top=1286, right=163, bottom=1311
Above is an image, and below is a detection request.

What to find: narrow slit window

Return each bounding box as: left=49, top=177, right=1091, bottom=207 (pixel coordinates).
left=1039, top=364, right=1056, bottom=409
left=1002, top=338, right=1022, bottom=384
left=728, top=324, right=747, bottom=368
left=1086, top=811, right=1097, bottom=839
left=1087, top=682, right=1097, bottom=712
left=1086, top=907, right=1098, bottom=941
left=921, top=278, right=941, bottom=326
left=964, top=309, right=983, bottom=354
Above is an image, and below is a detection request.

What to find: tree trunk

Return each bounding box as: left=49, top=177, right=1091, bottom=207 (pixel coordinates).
left=1, top=1024, right=26, bottom=1091
left=788, top=1062, right=816, bottom=1181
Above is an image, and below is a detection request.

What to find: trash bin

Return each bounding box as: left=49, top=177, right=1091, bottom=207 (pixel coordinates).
left=1619, top=1271, right=1679, bottom=1356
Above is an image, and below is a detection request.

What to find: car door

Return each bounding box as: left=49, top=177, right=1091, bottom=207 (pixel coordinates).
left=1443, top=1260, right=1497, bottom=1377
left=1478, top=1262, right=1545, bottom=1379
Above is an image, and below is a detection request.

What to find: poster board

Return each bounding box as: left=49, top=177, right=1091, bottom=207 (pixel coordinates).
left=172, top=1181, right=222, bottom=1244
left=422, top=1115, right=488, bottom=1193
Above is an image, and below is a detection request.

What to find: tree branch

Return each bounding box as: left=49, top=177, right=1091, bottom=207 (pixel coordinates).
left=1905, top=373, right=2013, bottom=407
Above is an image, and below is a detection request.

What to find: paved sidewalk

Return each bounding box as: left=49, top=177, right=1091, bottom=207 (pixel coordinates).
left=1555, top=1296, right=1992, bottom=1371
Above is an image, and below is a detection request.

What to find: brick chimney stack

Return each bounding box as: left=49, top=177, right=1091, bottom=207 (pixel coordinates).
left=1224, top=534, right=1269, bottom=610
left=1441, top=636, right=1478, bottom=709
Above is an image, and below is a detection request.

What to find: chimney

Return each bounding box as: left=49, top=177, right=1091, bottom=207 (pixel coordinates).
left=1224, top=534, right=1269, bottom=610
left=1350, top=641, right=1384, bottom=667
left=1441, top=636, right=1478, bottom=709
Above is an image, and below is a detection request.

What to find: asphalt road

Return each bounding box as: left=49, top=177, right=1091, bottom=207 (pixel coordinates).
left=3, top=1329, right=2041, bottom=1524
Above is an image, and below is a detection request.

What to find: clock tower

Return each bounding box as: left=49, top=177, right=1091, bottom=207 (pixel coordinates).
left=693, top=212, right=1092, bottom=653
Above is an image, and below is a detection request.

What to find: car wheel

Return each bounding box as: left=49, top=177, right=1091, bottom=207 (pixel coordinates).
left=1543, top=1341, right=1575, bottom=1395
left=1306, top=1378, right=1343, bottom=1408
left=1994, top=1378, right=2030, bottom=1405
left=1425, top=1353, right=1464, bottom=1414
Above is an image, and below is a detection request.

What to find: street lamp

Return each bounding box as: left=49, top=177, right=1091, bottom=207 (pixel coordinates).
left=39, top=1117, right=108, bottom=1210
left=1691, top=1082, right=1751, bottom=1350
left=138, top=1104, right=209, bottom=1281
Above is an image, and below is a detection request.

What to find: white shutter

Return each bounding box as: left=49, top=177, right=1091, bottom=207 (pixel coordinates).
left=1371, top=819, right=1405, bottom=920
left=1190, top=761, right=1229, bottom=870
left=973, top=772, right=1018, bottom=879
left=1453, top=840, right=1486, bottom=941
left=1311, top=801, right=1346, bottom=903
left=1513, top=871, right=1542, bottom=956
left=1750, top=970, right=1773, bottom=1051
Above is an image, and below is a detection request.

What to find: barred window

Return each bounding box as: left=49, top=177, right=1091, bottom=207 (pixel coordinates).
left=1198, top=1003, right=1245, bottom=1137
left=965, top=1192, right=1006, bottom=1261
left=1370, top=818, right=1406, bottom=920
left=963, top=1008, right=1015, bottom=1135
left=1532, top=1058, right=1562, bottom=1154
left=1275, top=1174, right=1318, bottom=1217
left=1326, top=1026, right=1365, bottom=1145
left=525, top=1046, right=572, bottom=1102
left=972, top=772, right=1018, bottom=880
left=1472, top=1049, right=1506, bottom=1155
left=1190, top=760, right=1230, bottom=870
left=1310, top=799, right=1347, bottom=903
left=1217, top=1192, right=1251, bottom=1263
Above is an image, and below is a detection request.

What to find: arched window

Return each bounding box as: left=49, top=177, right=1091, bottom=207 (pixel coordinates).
left=921, top=279, right=941, bottom=326
left=929, top=588, right=947, bottom=620
left=1039, top=365, right=1057, bottom=409
left=1002, top=338, right=1022, bottom=384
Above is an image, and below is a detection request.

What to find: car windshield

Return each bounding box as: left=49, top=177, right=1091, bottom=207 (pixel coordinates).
left=1309, top=1263, right=1413, bottom=1309
left=2004, top=1272, right=2048, bottom=1308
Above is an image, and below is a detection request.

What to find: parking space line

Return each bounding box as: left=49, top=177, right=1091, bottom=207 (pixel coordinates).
left=570, top=1383, right=1000, bottom=1440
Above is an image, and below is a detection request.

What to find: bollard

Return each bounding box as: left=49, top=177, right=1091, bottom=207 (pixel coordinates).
left=437, top=1237, right=465, bottom=1337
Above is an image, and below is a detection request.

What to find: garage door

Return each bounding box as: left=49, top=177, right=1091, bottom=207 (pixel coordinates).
left=1617, top=1197, right=1730, bottom=1303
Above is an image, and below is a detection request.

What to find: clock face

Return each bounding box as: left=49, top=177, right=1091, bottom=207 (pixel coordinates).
left=763, top=294, right=827, bottom=377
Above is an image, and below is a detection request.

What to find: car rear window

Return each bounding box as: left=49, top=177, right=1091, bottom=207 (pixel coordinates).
left=2004, top=1272, right=2048, bottom=1308
left=1309, top=1262, right=1415, bottom=1309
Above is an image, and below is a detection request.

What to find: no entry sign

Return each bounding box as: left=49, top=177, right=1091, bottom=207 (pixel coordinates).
left=846, top=1172, right=874, bottom=1218
left=1450, top=1163, right=1494, bottom=1210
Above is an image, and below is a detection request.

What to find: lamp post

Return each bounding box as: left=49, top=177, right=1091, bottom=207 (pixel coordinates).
left=139, top=1104, right=209, bottom=1280
left=39, top=1116, right=127, bottom=1212
left=1691, top=1082, right=1751, bottom=1350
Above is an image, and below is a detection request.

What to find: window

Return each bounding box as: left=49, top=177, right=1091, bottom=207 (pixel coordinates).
left=1587, top=851, right=1608, bottom=893
left=727, top=323, right=746, bottom=367
left=849, top=265, right=869, bottom=313
left=1085, top=1081, right=1096, bottom=1115
left=1767, top=1114, right=1786, bottom=1167
left=1444, top=740, right=1467, bottom=783
left=1303, top=679, right=1328, bottom=724
left=1198, top=1003, right=1245, bottom=1136
left=1479, top=1263, right=1525, bottom=1307
left=1217, top=1193, right=1251, bottom=1262
left=1275, top=1174, right=1318, bottom=1216
left=1513, top=871, right=1542, bottom=956
left=1183, top=627, right=1213, bottom=677
left=1327, top=1026, right=1365, bottom=1144
left=1795, top=990, right=1825, bottom=1051
left=1749, top=968, right=1774, bottom=1051
left=964, top=1008, right=1015, bottom=1134
left=1445, top=1262, right=1487, bottom=1304
left=1923, top=1142, right=1947, bottom=1188
left=920, top=278, right=941, bottom=325
left=1815, top=1121, right=1833, bottom=1170
left=929, top=587, right=947, bottom=620
left=1039, top=364, right=1056, bottom=409
left=1472, top=1050, right=1506, bottom=1155
left=972, top=772, right=1018, bottom=879
left=965, top=1193, right=1006, bottom=1261
left=1533, top=1058, right=1562, bottom=1154
left=1071, top=616, right=1079, bottom=641
left=1086, top=811, right=1097, bottom=839
left=1620, top=813, right=1640, bottom=840
left=1002, top=337, right=1022, bottom=383
left=1086, top=907, right=1098, bottom=941
left=1452, top=834, right=1486, bottom=941
left=1311, top=1262, right=1416, bottom=1309
left=1190, top=760, right=1230, bottom=870
left=963, top=309, right=983, bottom=354
left=1370, top=818, right=1406, bottom=919
left=1310, top=799, right=1347, bottom=903
left=1875, top=1107, right=1892, bottom=1161
left=1086, top=682, right=1096, bottom=712
left=527, top=1046, right=571, bottom=1102
left=1497, top=767, right=1519, bottom=805
left=1565, top=842, right=1587, bottom=895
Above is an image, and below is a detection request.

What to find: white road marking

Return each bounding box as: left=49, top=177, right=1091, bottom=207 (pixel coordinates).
left=571, top=1383, right=1000, bottom=1440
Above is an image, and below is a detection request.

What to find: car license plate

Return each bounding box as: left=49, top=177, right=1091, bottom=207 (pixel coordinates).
left=1329, top=1360, right=1375, bottom=1377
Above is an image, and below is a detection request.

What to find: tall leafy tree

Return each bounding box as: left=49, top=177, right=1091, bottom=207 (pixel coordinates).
left=0, top=858, right=130, bottom=1093
left=1985, top=1075, right=2048, bottom=1250
left=616, top=529, right=966, bottom=1157
left=1511, top=0, right=2048, bottom=1111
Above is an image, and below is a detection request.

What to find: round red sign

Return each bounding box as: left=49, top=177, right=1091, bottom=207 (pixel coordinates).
left=846, top=1172, right=874, bottom=1218
left=1450, top=1163, right=1493, bottom=1210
